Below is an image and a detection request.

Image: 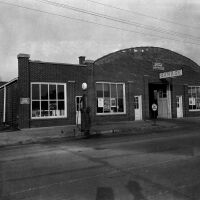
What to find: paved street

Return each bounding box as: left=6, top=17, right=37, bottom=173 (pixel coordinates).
left=1, top=120, right=200, bottom=200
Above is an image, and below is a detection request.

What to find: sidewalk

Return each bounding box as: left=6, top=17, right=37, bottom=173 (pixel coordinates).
left=0, top=119, right=181, bottom=148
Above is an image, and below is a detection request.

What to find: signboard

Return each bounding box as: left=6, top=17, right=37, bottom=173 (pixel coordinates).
left=152, top=103, right=158, bottom=111
left=159, top=69, right=182, bottom=79
left=153, top=62, right=164, bottom=71
left=20, top=98, right=30, bottom=104
left=98, top=98, right=104, bottom=107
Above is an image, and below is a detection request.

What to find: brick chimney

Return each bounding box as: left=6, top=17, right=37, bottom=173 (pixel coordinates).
left=79, top=56, right=85, bottom=64
left=17, top=53, right=30, bottom=128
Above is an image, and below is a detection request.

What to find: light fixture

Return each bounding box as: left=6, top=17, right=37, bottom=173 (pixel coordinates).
left=82, top=82, right=87, bottom=90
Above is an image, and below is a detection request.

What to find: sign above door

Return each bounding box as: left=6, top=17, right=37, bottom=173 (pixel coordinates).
left=159, top=69, right=183, bottom=79
left=153, top=62, right=164, bottom=71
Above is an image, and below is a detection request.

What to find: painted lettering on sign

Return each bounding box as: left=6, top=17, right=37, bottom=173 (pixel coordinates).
left=153, top=62, right=164, bottom=70
left=20, top=98, right=30, bottom=104
left=159, top=69, right=183, bottom=79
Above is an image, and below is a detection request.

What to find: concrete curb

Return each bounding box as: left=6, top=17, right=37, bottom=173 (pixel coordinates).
left=0, top=124, right=179, bottom=149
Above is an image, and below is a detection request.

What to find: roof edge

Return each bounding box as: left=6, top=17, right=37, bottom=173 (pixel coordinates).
left=0, top=77, right=18, bottom=89
left=30, top=60, right=87, bottom=67
left=94, top=46, right=200, bottom=69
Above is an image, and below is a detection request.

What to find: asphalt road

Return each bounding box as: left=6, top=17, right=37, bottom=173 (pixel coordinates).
left=1, top=121, right=200, bottom=200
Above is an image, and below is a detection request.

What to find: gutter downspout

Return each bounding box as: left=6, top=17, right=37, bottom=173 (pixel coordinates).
left=3, top=86, right=6, bottom=123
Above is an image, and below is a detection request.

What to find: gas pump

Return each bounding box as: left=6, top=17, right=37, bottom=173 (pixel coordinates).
left=80, top=83, right=91, bottom=137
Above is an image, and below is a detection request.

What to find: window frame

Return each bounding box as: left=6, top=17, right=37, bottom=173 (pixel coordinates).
left=188, top=85, right=200, bottom=112
left=31, top=82, right=67, bottom=119
left=96, top=81, right=126, bottom=115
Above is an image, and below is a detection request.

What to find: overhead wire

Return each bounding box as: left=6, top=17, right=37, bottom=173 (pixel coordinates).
left=0, top=0, right=200, bottom=47
left=86, top=0, right=200, bottom=30
left=36, top=0, right=200, bottom=42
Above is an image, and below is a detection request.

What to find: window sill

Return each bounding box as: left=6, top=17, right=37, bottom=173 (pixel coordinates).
left=189, top=110, right=200, bottom=112
left=96, top=112, right=126, bottom=116
left=31, top=116, right=67, bottom=120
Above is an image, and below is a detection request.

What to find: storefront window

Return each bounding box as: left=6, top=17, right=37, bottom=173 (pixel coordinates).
left=31, top=83, right=66, bottom=118
left=188, top=86, right=200, bottom=111
left=96, top=82, right=125, bottom=114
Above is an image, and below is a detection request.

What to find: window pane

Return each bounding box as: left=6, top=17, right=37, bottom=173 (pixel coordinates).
left=58, top=101, right=65, bottom=116
left=196, top=98, right=200, bottom=109
left=189, top=105, right=193, bottom=110
left=76, top=97, right=82, bottom=111
left=188, top=87, right=192, bottom=95
left=49, top=84, right=56, bottom=99
left=111, top=84, right=117, bottom=98
left=111, top=98, right=117, bottom=112
left=58, top=85, right=64, bottom=99
left=117, top=84, right=123, bottom=98
left=118, top=98, right=124, bottom=112
left=32, top=101, right=40, bottom=117
left=197, top=87, right=200, bottom=98
left=104, top=97, right=110, bottom=113
left=134, top=97, right=139, bottom=109
left=191, top=87, right=196, bottom=97
left=111, top=85, right=117, bottom=112
left=41, top=101, right=49, bottom=117
left=41, top=84, right=48, bottom=100
left=104, top=83, right=110, bottom=97
left=49, top=101, right=57, bottom=116
left=96, top=83, right=103, bottom=97
left=32, top=84, right=39, bottom=100
left=97, top=98, right=103, bottom=113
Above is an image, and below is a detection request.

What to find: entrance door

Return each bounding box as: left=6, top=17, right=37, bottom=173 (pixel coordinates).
left=176, top=96, right=183, bottom=118
left=149, top=84, right=172, bottom=119
left=157, top=89, right=169, bottom=118
left=134, top=95, right=142, bottom=120
left=76, top=96, right=82, bottom=125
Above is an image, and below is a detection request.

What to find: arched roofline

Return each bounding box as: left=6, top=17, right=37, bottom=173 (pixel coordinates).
left=94, top=46, right=200, bottom=69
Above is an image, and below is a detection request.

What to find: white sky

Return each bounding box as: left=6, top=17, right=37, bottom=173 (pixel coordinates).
left=0, top=0, right=200, bottom=81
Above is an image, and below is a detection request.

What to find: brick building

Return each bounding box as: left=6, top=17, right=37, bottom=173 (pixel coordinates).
left=1, top=47, right=200, bottom=129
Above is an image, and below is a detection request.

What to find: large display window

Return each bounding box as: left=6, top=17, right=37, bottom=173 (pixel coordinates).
left=31, top=83, right=67, bottom=118
left=188, top=86, right=200, bottom=111
left=96, top=82, right=126, bottom=114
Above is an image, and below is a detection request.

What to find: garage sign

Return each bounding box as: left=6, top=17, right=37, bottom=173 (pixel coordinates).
left=159, top=69, right=182, bottom=79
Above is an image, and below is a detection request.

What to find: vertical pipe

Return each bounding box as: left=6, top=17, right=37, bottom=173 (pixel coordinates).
left=3, top=86, right=6, bottom=123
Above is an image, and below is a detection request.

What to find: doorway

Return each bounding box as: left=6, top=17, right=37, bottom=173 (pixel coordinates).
left=76, top=96, right=82, bottom=125
left=157, top=88, right=168, bottom=118
left=176, top=96, right=183, bottom=118
left=149, top=83, right=171, bottom=119
left=134, top=95, right=142, bottom=120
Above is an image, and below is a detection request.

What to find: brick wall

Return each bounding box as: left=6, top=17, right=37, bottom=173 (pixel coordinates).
left=91, top=47, right=200, bottom=122
left=16, top=47, right=200, bottom=128
left=17, top=59, right=89, bottom=128
left=0, top=89, right=4, bottom=126
left=0, top=81, right=18, bottom=127
left=5, top=82, right=18, bottom=127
